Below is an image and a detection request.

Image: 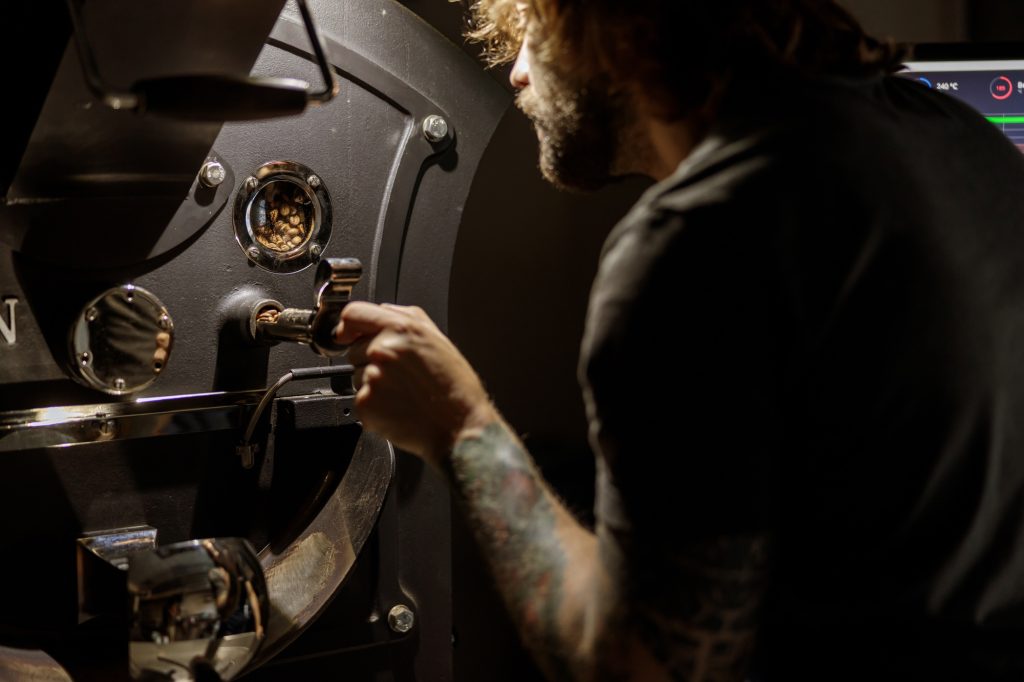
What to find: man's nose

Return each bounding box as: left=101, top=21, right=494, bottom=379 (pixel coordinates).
left=509, top=40, right=531, bottom=89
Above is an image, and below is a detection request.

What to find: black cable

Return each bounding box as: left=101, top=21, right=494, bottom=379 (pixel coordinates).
left=236, top=364, right=354, bottom=468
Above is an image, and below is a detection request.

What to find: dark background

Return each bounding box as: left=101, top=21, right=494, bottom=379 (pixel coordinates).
left=383, top=1, right=1024, bottom=679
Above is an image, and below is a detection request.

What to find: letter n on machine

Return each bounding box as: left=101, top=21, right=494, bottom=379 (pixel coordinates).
left=0, top=298, right=17, bottom=345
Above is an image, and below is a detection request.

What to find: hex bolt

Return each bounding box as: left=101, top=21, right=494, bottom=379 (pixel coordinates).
left=246, top=246, right=261, bottom=261
left=422, top=115, right=450, bottom=143
left=309, top=244, right=322, bottom=262
left=244, top=176, right=259, bottom=193
left=307, top=174, right=321, bottom=189
left=388, top=604, right=415, bottom=634
left=198, top=161, right=226, bottom=188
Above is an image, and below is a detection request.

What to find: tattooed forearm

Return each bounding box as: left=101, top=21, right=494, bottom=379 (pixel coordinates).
left=627, top=535, right=770, bottom=681
left=447, top=420, right=771, bottom=682
left=448, top=421, right=589, bottom=681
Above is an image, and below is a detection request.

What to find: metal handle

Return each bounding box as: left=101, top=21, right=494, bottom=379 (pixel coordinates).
left=310, top=258, right=362, bottom=357
left=66, top=0, right=339, bottom=120
left=250, top=258, right=362, bottom=357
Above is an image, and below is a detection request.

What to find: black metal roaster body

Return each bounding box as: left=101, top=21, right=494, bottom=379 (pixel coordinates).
left=0, top=1, right=508, bottom=679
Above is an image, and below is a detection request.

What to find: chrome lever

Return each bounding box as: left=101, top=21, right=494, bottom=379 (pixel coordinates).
left=251, top=258, right=362, bottom=358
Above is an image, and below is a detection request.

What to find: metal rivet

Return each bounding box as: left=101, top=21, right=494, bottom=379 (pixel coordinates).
left=388, top=604, right=415, bottom=634
left=309, top=244, right=322, bottom=262
left=198, top=161, right=226, bottom=188
left=422, top=115, right=449, bottom=143
left=246, top=246, right=261, bottom=261
left=244, top=176, right=259, bottom=193
left=307, top=174, right=321, bottom=189
left=85, top=307, right=99, bottom=322
left=113, top=378, right=126, bottom=391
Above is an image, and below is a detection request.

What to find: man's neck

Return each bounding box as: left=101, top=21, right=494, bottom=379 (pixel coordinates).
left=643, top=115, right=703, bottom=181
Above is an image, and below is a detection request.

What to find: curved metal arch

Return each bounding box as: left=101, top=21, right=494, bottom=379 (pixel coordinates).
left=268, top=15, right=456, bottom=306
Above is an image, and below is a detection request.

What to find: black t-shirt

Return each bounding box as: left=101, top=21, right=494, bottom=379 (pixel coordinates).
left=579, top=73, right=1024, bottom=680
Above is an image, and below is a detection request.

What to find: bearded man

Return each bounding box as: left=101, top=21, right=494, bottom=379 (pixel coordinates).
left=334, top=1, right=1024, bottom=680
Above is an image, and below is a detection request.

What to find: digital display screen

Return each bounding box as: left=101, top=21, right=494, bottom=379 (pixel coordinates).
left=902, top=59, right=1024, bottom=152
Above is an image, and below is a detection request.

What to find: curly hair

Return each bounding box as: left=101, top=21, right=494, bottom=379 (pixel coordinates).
left=465, top=0, right=906, bottom=117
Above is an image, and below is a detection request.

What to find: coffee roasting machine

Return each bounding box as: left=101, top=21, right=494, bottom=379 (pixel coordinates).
left=0, top=1, right=507, bottom=679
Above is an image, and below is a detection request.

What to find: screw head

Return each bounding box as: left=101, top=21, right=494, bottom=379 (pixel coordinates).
left=244, top=176, right=259, bottom=193
left=85, top=307, right=99, bottom=322
left=113, top=378, right=126, bottom=391
left=98, top=419, right=116, bottom=438
left=388, top=604, right=415, bottom=634
left=307, top=174, right=321, bottom=189
left=422, top=115, right=449, bottom=143
left=80, top=351, right=91, bottom=366
left=158, top=314, right=170, bottom=330
left=246, top=246, right=261, bottom=261
left=309, top=244, right=322, bottom=261
left=199, top=161, right=226, bottom=188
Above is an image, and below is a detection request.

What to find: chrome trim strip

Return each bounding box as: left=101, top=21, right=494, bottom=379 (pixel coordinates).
left=0, top=390, right=274, bottom=451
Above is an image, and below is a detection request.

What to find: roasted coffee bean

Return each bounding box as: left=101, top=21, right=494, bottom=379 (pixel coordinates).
left=253, top=186, right=314, bottom=252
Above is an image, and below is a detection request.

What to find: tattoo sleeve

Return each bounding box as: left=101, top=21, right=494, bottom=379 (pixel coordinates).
left=448, top=421, right=584, bottom=680
left=624, top=534, right=771, bottom=681
left=447, top=420, right=771, bottom=682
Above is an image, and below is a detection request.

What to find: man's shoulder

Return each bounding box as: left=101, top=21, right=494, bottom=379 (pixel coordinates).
left=597, top=128, right=782, bottom=290
left=620, top=129, right=779, bottom=233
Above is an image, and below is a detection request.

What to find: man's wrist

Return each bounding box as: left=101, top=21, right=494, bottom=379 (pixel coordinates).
left=432, top=401, right=501, bottom=468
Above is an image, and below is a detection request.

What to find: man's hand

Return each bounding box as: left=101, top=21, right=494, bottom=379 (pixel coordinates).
left=334, top=301, right=497, bottom=467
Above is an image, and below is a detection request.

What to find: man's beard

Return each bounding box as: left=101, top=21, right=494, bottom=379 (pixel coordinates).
left=516, top=77, right=638, bottom=192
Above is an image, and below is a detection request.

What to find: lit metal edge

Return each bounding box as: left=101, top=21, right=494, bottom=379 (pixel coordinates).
left=0, top=390, right=266, bottom=433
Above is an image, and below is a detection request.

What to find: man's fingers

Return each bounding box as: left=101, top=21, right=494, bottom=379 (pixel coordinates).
left=352, top=364, right=385, bottom=391
left=381, top=303, right=435, bottom=326
left=335, top=301, right=409, bottom=345
left=381, top=303, right=430, bottom=320
left=353, top=364, right=382, bottom=392
left=346, top=338, right=371, bottom=367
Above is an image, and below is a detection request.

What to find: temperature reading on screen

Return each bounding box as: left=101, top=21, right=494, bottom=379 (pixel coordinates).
left=900, top=60, right=1024, bottom=155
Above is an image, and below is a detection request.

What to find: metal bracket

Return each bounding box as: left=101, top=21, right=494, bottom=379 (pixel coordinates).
left=66, top=0, right=338, bottom=120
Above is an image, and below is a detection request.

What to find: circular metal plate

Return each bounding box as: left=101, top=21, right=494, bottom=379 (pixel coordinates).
left=233, top=161, right=333, bottom=274
left=69, top=285, right=174, bottom=395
